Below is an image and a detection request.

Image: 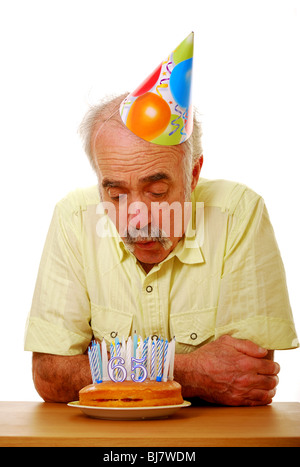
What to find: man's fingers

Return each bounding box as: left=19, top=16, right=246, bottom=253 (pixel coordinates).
left=219, top=335, right=268, bottom=358
left=257, top=358, right=280, bottom=376
left=219, top=335, right=280, bottom=375
left=245, top=388, right=276, bottom=406
left=239, top=373, right=279, bottom=390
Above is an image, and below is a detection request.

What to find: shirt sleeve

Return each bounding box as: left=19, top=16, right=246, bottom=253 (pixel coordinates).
left=24, top=196, right=92, bottom=355
left=215, top=188, right=299, bottom=350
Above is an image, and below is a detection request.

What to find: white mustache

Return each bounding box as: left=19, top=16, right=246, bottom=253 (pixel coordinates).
left=123, top=224, right=172, bottom=250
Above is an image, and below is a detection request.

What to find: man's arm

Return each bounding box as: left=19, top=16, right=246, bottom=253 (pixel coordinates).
left=32, top=352, right=92, bottom=403
left=174, top=335, right=279, bottom=406
left=33, top=336, right=279, bottom=405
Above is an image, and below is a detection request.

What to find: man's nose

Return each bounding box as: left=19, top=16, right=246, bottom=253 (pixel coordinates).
left=128, top=201, right=150, bottom=230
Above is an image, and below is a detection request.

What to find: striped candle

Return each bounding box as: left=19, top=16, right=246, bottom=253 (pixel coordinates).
left=136, top=338, right=142, bottom=380
left=133, top=331, right=138, bottom=359
left=125, top=337, right=132, bottom=380
left=168, top=338, right=175, bottom=380
left=147, top=336, right=152, bottom=377
left=162, top=343, right=171, bottom=382
left=101, top=339, right=109, bottom=381
left=156, top=338, right=164, bottom=382
left=142, top=337, right=149, bottom=369
left=150, top=337, right=157, bottom=380
left=163, top=339, right=168, bottom=375
left=95, top=341, right=102, bottom=382
left=115, top=337, right=121, bottom=380
left=88, top=345, right=95, bottom=383
left=91, top=342, right=98, bottom=381
left=110, top=341, right=116, bottom=359
left=87, top=341, right=102, bottom=383
left=121, top=337, right=126, bottom=361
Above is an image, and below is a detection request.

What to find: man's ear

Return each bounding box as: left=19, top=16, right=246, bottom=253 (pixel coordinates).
left=191, top=155, right=203, bottom=192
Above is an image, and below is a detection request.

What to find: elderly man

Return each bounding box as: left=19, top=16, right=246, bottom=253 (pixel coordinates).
left=25, top=35, right=298, bottom=405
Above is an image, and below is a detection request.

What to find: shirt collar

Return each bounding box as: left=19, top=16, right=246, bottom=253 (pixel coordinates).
left=174, top=195, right=205, bottom=265
left=172, top=234, right=205, bottom=265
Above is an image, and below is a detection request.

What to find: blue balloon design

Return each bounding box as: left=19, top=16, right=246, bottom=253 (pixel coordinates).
left=170, top=58, right=193, bottom=109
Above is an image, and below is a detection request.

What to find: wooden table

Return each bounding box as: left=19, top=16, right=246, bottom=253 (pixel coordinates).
left=1, top=401, right=300, bottom=447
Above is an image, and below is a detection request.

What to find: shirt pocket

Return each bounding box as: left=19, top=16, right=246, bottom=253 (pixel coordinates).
left=90, top=303, right=133, bottom=344
left=170, top=308, right=216, bottom=353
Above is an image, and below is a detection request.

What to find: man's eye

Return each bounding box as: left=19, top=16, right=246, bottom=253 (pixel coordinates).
left=150, top=192, right=166, bottom=198
left=107, top=189, right=126, bottom=201
left=111, top=194, right=127, bottom=201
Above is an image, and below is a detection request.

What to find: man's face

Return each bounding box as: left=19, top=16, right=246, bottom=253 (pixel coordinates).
left=93, top=122, right=198, bottom=268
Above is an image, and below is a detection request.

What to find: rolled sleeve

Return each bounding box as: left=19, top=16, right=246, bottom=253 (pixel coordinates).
left=24, top=197, right=92, bottom=355
left=216, top=190, right=299, bottom=350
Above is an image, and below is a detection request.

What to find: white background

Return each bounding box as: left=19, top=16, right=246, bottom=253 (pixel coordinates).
left=0, top=0, right=299, bottom=402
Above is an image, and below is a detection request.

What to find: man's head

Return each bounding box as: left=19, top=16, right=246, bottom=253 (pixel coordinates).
left=79, top=94, right=203, bottom=270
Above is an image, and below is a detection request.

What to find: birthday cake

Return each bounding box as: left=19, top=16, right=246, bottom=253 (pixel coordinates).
left=79, top=379, right=183, bottom=407
left=80, top=334, right=182, bottom=407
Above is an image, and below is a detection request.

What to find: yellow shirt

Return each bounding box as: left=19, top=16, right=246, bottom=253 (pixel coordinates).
left=24, top=178, right=299, bottom=355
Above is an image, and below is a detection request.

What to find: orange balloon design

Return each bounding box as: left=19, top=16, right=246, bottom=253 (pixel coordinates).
left=126, top=92, right=171, bottom=141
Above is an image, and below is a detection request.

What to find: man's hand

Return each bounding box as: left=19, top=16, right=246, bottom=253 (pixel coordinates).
left=174, top=335, right=280, bottom=406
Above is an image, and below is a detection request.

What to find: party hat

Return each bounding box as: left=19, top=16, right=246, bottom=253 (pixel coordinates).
left=120, top=32, right=194, bottom=145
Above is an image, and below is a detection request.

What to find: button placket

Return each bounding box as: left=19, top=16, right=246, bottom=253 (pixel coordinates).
left=143, top=273, right=161, bottom=338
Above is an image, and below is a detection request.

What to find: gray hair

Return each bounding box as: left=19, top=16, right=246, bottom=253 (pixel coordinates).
left=78, top=93, right=203, bottom=184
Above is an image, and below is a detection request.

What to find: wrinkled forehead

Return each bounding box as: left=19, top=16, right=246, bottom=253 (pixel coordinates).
left=92, top=116, right=185, bottom=168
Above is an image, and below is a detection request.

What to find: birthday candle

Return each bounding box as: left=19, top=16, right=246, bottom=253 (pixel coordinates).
left=115, top=337, right=120, bottom=356
left=121, top=337, right=126, bottom=361
left=136, top=338, right=142, bottom=380
left=168, top=338, right=175, bottom=380
left=125, top=336, right=132, bottom=380
left=150, top=337, right=157, bottom=380
left=88, top=345, right=96, bottom=383
left=110, top=340, right=117, bottom=380
left=156, top=338, right=164, bottom=382
left=162, top=342, right=171, bottom=382
left=163, top=339, right=168, bottom=375
left=155, top=338, right=159, bottom=379
left=91, top=342, right=98, bottom=382
left=142, top=337, right=149, bottom=369
left=147, top=336, right=151, bottom=378
left=115, top=337, right=121, bottom=380
left=133, top=331, right=138, bottom=359
left=109, top=341, right=114, bottom=357
left=101, top=339, right=109, bottom=381
left=95, top=341, right=102, bottom=383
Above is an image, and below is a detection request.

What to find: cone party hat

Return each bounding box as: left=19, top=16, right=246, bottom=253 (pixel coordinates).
left=120, top=32, right=194, bottom=146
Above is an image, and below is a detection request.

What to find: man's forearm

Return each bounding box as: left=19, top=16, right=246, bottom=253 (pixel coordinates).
left=174, top=337, right=279, bottom=406
left=174, top=351, right=208, bottom=399
left=32, top=352, right=92, bottom=403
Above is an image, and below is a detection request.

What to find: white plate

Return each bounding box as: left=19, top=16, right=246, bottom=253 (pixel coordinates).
left=67, top=400, right=191, bottom=420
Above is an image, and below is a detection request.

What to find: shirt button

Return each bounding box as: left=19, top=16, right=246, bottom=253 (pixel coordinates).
left=190, top=332, right=197, bottom=340
left=110, top=331, right=118, bottom=338
left=146, top=285, right=153, bottom=293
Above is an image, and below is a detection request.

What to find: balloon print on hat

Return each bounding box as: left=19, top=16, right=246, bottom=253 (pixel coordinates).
left=170, top=58, right=193, bottom=109
left=120, top=32, right=194, bottom=146
left=131, top=63, right=163, bottom=97
left=126, top=92, right=171, bottom=142
left=173, top=32, right=194, bottom=65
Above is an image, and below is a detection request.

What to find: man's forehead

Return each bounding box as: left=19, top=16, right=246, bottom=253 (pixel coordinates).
left=93, top=119, right=186, bottom=187
left=93, top=118, right=185, bottom=157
